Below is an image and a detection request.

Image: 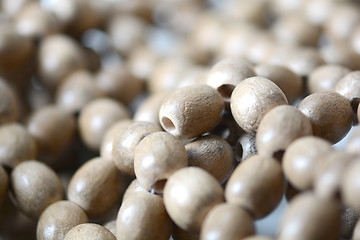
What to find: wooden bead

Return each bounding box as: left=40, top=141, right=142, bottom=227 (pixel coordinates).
left=341, top=160, right=360, bottom=210
left=37, top=34, right=86, bottom=88
left=286, top=47, right=325, bottom=77
left=297, top=91, right=353, bottom=143
left=255, top=64, right=303, bottom=104
left=0, top=165, right=8, bottom=203
left=185, top=134, right=234, bottom=183
left=134, top=131, right=188, bottom=193
left=27, top=105, right=75, bottom=165
left=0, top=78, right=19, bottom=125
left=10, top=160, right=63, bottom=219
left=307, top=64, right=351, bottom=94
left=245, top=32, right=276, bottom=65
left=100, top=119, right=132, bottom=161
left=335, top=71, right=360, bottom=111
left=314, top=151, right=356, bottom=199
left=0, top=123, right=37, bottom=168
left=163, top=167, right=224, bottom=232
left=230, top=76, right=288, bottom=133
left=127, top=45, right=159, bottom=81
left=352, top=217, right=360, bottom=239
left=303, top=0, right=336, bottom=26
left=225, top=155, right=284, bottom=219
left=122, top=179, right=148, bottom=201
left=67, top=157, right=124, bottom=217
left=206, top=58, right=256, bottom=105
left=320, top=41, right=360, bottom=70
left=278, top=192, right=341, bottom=240
left=243, top=236, right=274, bottom=240
left=341, top=208, right=360, bottom=239
left=200, top=203, right=255, bottom=240
left=56, top=70, right=104, bottom=114
left=112, top=121, right=162, bottom=175
left=159, top=84, right=224, bottom=139
left=133, top=92, right=168, bottom=126
left=256, top=105, right=313, bottom=158
left=103, top=220, right=116, bottom=236
left=95, top=64, right=144, bottom=105
left=116, top=191, right=172, bottom=240
left=37, top=200, right=88, bottom=240
left=1, top=0, right=35, bottom=17
left=282, top=136, right=332, bottom=191
left=78, top=98, right=130, bottom=151
left=65, top=223, right=116, bottom=240
left=358, top=103, right=360, bottom=124
left=235, top=133, right=257, bottom=162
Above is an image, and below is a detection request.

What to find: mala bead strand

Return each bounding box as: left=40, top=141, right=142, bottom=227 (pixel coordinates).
left=297, top=91, right=353, bottom=144
left=134, top=131, right=188, bottom=193
left=64, top=223, right=116, bottom=240
left=0, top=165, right=8, bottom=203
left=278, top=192, right=341, bottom=240
left=200, top=203, right=255, bottom=240
left=112, top=121, right=162, bottom=175
left=67, top=157, right=125, bottom=217
left=163, top=167, right=224, bottom=232
left=185, top=134, right=234, bottom=183
left=256, top=105, right=313, bottom=159
left=230, top=76, right=288, bottom=133
left=159, top=84, right=224, bottom=139
left=225, top=155, right=284, bottom=219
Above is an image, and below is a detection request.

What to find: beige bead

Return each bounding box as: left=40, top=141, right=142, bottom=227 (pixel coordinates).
left=37, top=200, right=88, bottom=240
left=245, top=32, right=276, bottom=65
left=185, top=134, right=234, bottom=183
left=346, top=127, right=360, bottom=155
left=297, top=91, right=353, bottom=143
left=134, top=132, right=188, bottom=193
left=282, top=136, right=332, bottom=191
left=341, top=208, right=359, bottom=239
left=242, top=236, right=274, bottom=240
left=116, top=191, right=172, bottom=240
left=112, top=121, right=162, bottom=175
left=230, top=76, right=288, bottom=133
left=303, top=0, right=336, bottom=26
left=163, top=167, right=224, bottom=232
left=0, top=123, right=37, bottom=168
left=341, top=160, right=360, bottom=210
left=67, top=157, right=124, bottom=217
left=65, top=223, right=116, bottom=240
left=1, top=0, right=35, bottom=17
left=0, top=165, right=8, bottom=203
left=78, top=98, right=130, bottom=151
left=100, top=119, right=132, bottom=161
left=127, top=45, right=159, bottom=81
left=352, top=217, right=360, bottom=239
left=278, top=192, right=341, bottom=240
left=103, top=220, right=116, bottom=236
left=255, top=64, right=303, bottom=104
left=0, top=78, right=19, bottom=125
left=200, top=203, right=255, bottom=240
left=307, top=64, right=351, bottom=94
left=286, top=47, right=325, bottom=77
left=320, top=41, right=360, bottom=70
left=122, top=179, right=148, bottom=201
left=95, top=64, right=144, bottom=105
left=225, top=155, right=284, bottom=219
left=206, top=58, right=256, bottom=104
left=11, top=160, right=63, bottom=219
left=56, top=70, right=104, bottom=114
left=37, top=34, right=86, bottom=88
left=235, top=133, right=257, bottom=162
left=335, top=71, right=360, bottom=111
left=159, top=84, right=224, bottom=139
left=256, top=105, right=313, bottom=158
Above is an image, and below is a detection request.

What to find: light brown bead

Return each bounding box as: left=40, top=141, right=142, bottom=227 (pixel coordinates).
left=185, top=134, right=234, bottom=183
left=134, top=131, right=188, bottom=193
left=0, top=123, right=37, bottom=168
left=347, top=127, right=360, bottom=155
left=307, top=64, right=351, bottom=94
left=255, top=64, right=303, bottom=104
left=112, top=121, right=162, bottom=175
left=303, top=0, right=336, bottom=26
left=37, top=34, right=86, bottom=88
left=0, top=78, right=19, bottom=125
left=341, top=208, right=360, bottom=239
left=230, top=76, right=288, bottom=133
left=282, top=136, right=332, bottom=191
left=122, top=179, right=148, bottom=201
left=286, top=47, right=325, bottom=77
left=206, top=58, right=256, bottom=104
left=65, top=223, right=116, bottom=240
left=10, top=160, right=63, bottom=219
left=335, top=71, right=360, bottom=111
left=242, top=236, right=274, bottom=240
left=27, top=105, right=75, bottom=164
left=225, top=155, right=284, bottom=219
left=100, top=119, right=132, bottom=161
left=200, top=203, right=255, bottom=240
left=1, top=0, right=35, bottom=17
left=103, top=220, right=116, bottom=236
left=78, top=98, right=130, bottom=151
left=37, top=200, right=88, bottom=240
left=341, top=160, right=360, bottom=210
left=297, top=91, right=353, bottom=143
left=127, top=45, right=159, bottom=81
left=358, top=103, right=360, bottom=124
left=256, top=105, right=313, bottom=158
left=159, top=84, right=224, bottom=139
left=0, top=165, right=8, bottom=203
left=278, top=192, right=341, bottom=240
left=133, top=92, right=168, bottom=126
left=67, top=157, right=124, bottom=217
left=56, top=70, right=104, bottom=114
left=163, top=167, right=224, bottom=232
left=116, top=191, right=172, bottom=240
left=235, top=133, right=257, bottom=162
left=95, top=64, right=144, bottom=105
left=352, top=217, right=360, bottom=239
left=314, top=151, right=356, bottom=199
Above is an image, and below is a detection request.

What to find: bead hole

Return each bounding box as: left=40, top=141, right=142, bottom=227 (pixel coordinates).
left=217, top=84, right=235, bottom=99
left=161, top=117, right=175, bottom=131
